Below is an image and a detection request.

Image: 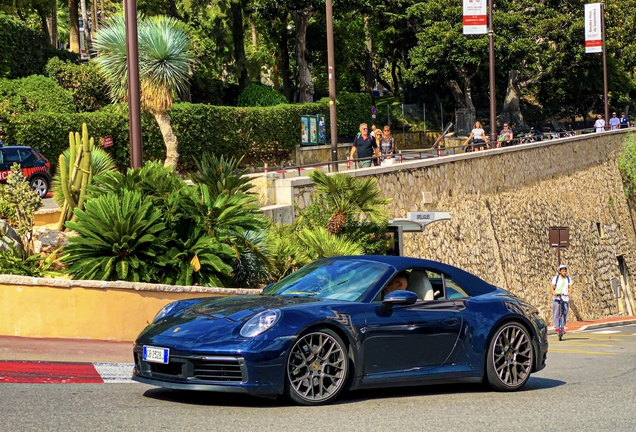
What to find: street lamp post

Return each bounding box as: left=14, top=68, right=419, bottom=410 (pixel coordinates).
left=488, top=0, right=497, bottom=143
left=601, top=2, right=609, bottom=126
left=325, top=0, right=338, bottom=171
left=124, top=0, right=142, bottom=169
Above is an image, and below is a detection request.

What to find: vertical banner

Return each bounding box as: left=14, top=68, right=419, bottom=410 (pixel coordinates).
left=463, top=0, right=488, bottom=35
left=585, top=3, right=603, bottom=53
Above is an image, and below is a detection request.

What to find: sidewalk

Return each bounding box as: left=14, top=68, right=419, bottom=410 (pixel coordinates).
left=549, top=315, right=636, bottom=334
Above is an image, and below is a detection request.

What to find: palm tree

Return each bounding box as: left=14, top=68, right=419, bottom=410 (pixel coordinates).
left=308, top=170, right=392, bottom=235
left=93, top=15, right=195, bottom=168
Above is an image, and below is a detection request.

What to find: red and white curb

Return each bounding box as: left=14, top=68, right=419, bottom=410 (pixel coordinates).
left=0, top=361, right=135, bottom=384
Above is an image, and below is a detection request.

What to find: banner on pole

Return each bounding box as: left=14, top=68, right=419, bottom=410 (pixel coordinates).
left=463, top=0, right=487, bottom=35
left=585, top=3, right=603, bottom=53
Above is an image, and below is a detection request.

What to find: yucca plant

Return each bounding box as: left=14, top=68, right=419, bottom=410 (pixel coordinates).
left=93, top=15, right=196, bottom=168
left=159, top=225, right=234, bottom=287
left=265, top=223, right=311, bottom=282
left=189, top=154, right=253, bottom=199
left=308, top=170, right=392, bottom=235
left=62, top=190, right=167, bottom=282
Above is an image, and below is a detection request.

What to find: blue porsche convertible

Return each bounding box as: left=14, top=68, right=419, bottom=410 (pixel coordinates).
left=132, top=256, right=548, bottom=405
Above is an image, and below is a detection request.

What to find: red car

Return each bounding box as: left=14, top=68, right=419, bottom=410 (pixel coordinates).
left=0, top=146, right=52, bottom=198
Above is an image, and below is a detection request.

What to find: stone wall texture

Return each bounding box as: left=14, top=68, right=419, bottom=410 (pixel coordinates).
left=288, top=130, right=636, bottom=324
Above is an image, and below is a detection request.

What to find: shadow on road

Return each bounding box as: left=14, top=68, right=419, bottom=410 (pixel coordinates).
left=142, top=376, right=566, bottom=407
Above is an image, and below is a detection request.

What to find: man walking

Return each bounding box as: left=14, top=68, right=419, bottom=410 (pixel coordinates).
left=609, top=112, right=620, bottom=130
left=550, top=264, right=573, bottom=341
left=350, top=123, right=377, bottom=168
left=594, top=114, right=606, bottom=132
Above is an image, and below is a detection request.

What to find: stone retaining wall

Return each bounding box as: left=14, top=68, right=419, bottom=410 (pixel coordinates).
left=285, top=130, right=636, bottom=323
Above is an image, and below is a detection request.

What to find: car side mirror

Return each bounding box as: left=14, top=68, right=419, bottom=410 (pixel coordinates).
left=382, top=290, right=417, bottom=306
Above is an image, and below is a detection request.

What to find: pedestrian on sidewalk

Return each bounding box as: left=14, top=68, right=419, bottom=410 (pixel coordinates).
left=550, top=264, right=574, bottom=340
left=609, top=112, right=620, bottom=130
left=350, top=123, right=377, bottom=168
left=379, top=126, right=395, bottom=166
left=620, top=112, right=630, bottom=129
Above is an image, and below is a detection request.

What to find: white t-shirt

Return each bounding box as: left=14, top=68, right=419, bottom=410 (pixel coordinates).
left=472, top=128, right=485, bottom=141
left=609, top=117, right=620, bottom=130
left=552, top=275, right=572, bottom=302
left=595, top=119, right=605, bottom=132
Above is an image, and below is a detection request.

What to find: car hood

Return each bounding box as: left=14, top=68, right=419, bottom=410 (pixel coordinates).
left=138, top=295, right=321, bottom=342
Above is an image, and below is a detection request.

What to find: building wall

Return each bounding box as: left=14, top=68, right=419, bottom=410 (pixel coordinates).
left=287, top=130, right=636, bottom=323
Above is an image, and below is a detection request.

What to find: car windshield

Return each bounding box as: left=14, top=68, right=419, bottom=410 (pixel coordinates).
left=263, top=258, right=387, bottom=302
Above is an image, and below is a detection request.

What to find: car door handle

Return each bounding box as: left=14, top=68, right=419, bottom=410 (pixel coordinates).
left=443, top=318, right=459, bottom=327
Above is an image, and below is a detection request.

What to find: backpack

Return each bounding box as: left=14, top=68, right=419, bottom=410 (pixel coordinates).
left=553, top=275, right=571, bottom=293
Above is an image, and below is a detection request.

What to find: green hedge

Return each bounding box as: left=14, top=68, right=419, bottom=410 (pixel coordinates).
left=0, top=16, right=78, bottom=79
left=3, top=93, right=371, bottom=171
left=0, top=75, right=76, bottom=117
left=44, top=57, right=111, bottom=112
left=237, top=83, right=288, bottom=107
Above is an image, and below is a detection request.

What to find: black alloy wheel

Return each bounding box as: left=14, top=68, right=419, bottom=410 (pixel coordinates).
left=486, top=322, right=534, bottom=391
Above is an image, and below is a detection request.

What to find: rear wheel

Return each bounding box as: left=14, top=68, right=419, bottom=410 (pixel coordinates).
left=29, top=176, right=49, bottom=198
left=285, top=328, right=349, bottom=406
left=486, top=322, right=534, bottom=391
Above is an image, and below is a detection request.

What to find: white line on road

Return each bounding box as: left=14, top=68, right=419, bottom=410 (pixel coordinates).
left=590, top=330, right=621, bottom=334
left=93, top=362, right=135, bottom=383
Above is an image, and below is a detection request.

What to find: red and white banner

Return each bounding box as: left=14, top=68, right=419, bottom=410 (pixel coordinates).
left=584, top=3, right=603, bottom=53
left=463, top=0, right=487, bottom=35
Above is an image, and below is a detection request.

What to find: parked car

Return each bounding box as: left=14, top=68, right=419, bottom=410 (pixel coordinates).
left=132, top=256, right=549, bottom=405
left=0, top=146, right=52, bottom=198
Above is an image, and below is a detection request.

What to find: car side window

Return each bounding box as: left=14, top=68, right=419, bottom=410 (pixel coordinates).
left=443, top=275, right=469, bottom=299
left=424, top=270, right=444, bottom=300
left=18, top=149, right=36, bottom=164
left=3, top=149, right=20, bottom=163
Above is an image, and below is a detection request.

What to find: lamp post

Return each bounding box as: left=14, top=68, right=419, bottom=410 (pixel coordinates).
left=124, top=0, right=142, bottom=168
left=601, top=2, right=609, bottom=127
left=488, top=0, right=497, bottom=143
left=325, top=0, right=338, bottom=171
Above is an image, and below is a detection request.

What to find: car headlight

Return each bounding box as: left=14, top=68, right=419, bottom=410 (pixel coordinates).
left=240, top=309, right=281, bottom=338
left=153, top=302, right=179, bottom=322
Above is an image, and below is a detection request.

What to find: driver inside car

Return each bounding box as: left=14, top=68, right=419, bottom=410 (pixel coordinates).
left=383, top=271, right=409, bottom=298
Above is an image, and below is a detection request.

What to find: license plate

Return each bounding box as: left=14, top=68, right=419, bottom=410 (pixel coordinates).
left=143, top=346, right=169, bottom=364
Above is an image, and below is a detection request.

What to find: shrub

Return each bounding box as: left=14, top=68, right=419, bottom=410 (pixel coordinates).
left=0, top=75, right=75, bottom=117
left=237, top=83, right=288, bottom=107
left=0, top=15, right=78, bottom=79
left=44, top=57, right=111, bottom=112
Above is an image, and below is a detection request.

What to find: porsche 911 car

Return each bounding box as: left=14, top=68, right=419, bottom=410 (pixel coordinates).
left=132, top=256, right=548, bottom=405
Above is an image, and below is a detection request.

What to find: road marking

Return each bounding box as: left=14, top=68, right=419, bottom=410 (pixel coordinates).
left=93, top=363, right=135, bottom=383
left=0, top=361, right=135, bottom=384
left=549, top=349, right=617, bottom=355
left=552, top=342, right=614, bottom=347
left=590, top=330, right=621, bottom=334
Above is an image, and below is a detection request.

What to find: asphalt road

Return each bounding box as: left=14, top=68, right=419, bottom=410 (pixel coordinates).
left=1, top=324, right=635, bottom=432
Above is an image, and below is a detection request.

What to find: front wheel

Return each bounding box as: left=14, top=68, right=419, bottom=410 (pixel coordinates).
left=29, top=176, right=49, bottom=198
left=486, top=322, right=534, bottom=391
left=285, top=328, right=349, bottom=406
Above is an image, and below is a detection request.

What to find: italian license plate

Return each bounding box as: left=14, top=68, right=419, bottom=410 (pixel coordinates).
left=143, top=346, right=169, bottom=364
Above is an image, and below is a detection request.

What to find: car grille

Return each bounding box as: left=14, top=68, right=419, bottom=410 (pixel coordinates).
left=137, top=353, right=246, bottom=383
left=192, top=358, right=243, bottom=382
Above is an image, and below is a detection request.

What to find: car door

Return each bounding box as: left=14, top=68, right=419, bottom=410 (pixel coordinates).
left=0, top=149, right=13, bottom=181
left=362, top=269, right=462, bottom=376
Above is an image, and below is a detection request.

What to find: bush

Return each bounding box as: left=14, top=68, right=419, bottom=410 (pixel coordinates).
left=0, top=15, right=78, bottom=79
left=237, top=83, right=288, bottom=107
left=0, top=75, right=75, bottom=117
left=44, top=57, right=111, bottom=112
left=3, top=93, right=372, bottom=171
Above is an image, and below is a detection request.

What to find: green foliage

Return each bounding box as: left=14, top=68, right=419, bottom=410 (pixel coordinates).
left=296, top=227, right=364, bottom=260
left=63, top=190, right=168, bottom=282
left=0, top=163, right=43, bottom=251
left=189, top=154, right=253, bottom=199
left=0, top=247, right=66, bottom=278
left=237, top=83, right=288, bottom=107
left=0, top=75, right=75, bottom=117
left=44, top=57, right=111, bottom=112
left=0, top=15, right=78, bottom=80
left=618, top=133, right=636, bottom=198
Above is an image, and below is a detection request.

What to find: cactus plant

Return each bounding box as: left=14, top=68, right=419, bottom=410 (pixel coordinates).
left=57, top=123, right=94, bottom=230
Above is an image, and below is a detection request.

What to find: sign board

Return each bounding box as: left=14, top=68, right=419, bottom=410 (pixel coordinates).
left=463, top=0, right=487, bottom=35
left=309, top=116, right=318, bottom=144
left=317, top=115, right=326, bottom=144
left=584, top=3, right=603, bottom=53
left=103, top=136, right=114, bottom=148
left=549, top=227, right=570, bottom=248
left=407, top=212, right=451, bottom=223
left=301, top=116, right=310, bottom=145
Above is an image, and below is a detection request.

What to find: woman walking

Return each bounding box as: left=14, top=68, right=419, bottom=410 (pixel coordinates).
left=464, top=121, right=489, bottom=151
left=379, top=126, right=395, bottom=166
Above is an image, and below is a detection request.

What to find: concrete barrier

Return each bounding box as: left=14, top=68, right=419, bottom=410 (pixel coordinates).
left=0, top=275, right=261, bottom=342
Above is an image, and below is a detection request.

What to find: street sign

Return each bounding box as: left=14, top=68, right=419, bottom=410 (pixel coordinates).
left=407, top=212, right=451, bottom=222
left=103, top=136, right=113, bottom=147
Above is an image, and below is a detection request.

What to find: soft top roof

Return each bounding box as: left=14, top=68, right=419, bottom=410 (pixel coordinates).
left=331, top=255, right=497, bottom=297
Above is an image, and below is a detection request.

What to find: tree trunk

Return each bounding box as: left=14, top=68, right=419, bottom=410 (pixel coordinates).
left=278, top=36, right=292, bottom=102
left=230, top=1, right=249, bottom=91
left=154, top=112, right=179, bottom=169
left=47, top=0, right=58, bottom=48
left=363, top=15, right=375, bottom=105
left=273, top=57, right=279, bottom=92
left=291, top=8, right=314, bottom=102
left=69, top=0, right=80, bottom=53
left=91, top=0, right=98, bottom=32
left=79, top=0, right=92, bottom=55
left=36, top=7, right=51, bottom=45
left=447, top=80, right=467, bottom=109
left=501, top=70, right=525, bottom=127
left=391, top=55, right=400, bottom=99
left=463, top=76, right=475, bottom=112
